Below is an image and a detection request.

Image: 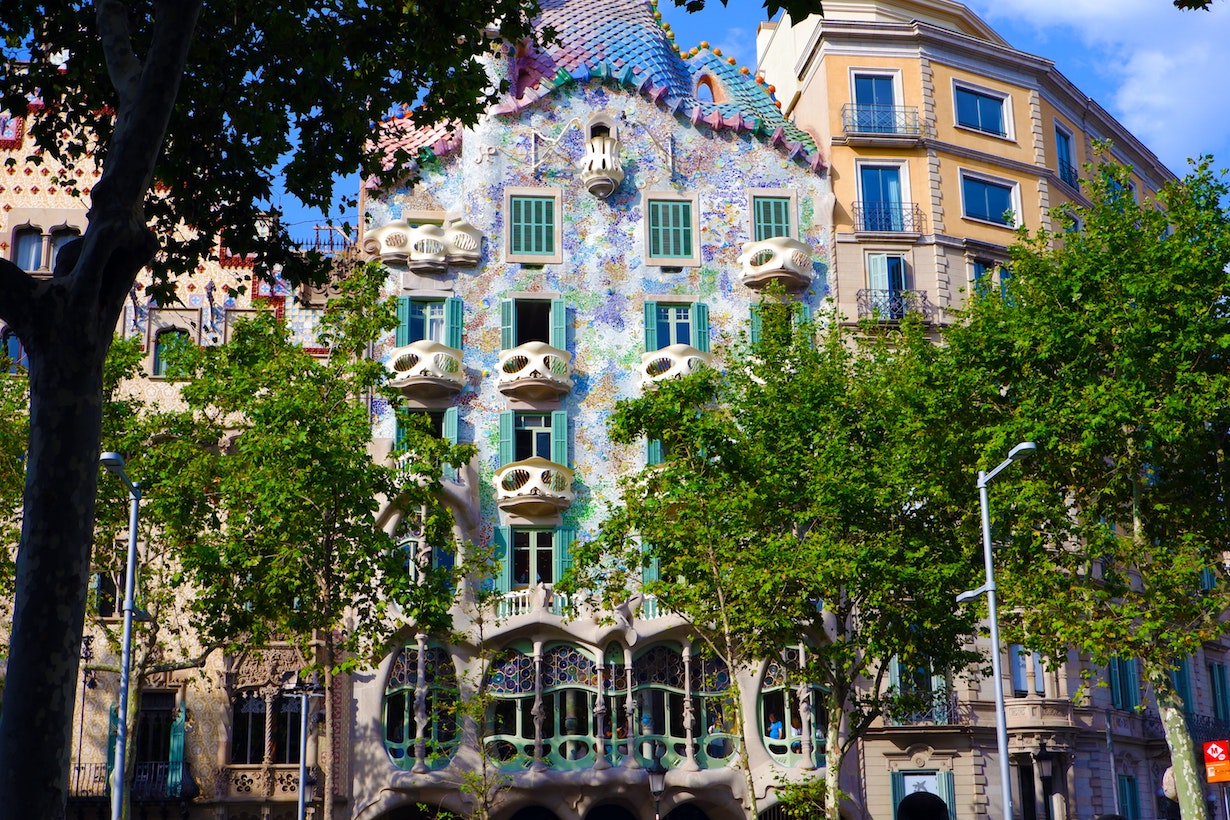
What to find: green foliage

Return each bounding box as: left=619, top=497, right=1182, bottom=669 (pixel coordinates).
left=565, top=300, right=981, bottom=819
left=146, top=264, right=465, bottom=666
left=0, top=353, right=27, bottom=609
left=945, top=155, right=1230, bottom=820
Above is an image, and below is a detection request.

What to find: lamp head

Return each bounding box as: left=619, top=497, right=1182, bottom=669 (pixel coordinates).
left=99, top=452, right=127, bottom=474
left=1008, top=442, right=1037, bottom=462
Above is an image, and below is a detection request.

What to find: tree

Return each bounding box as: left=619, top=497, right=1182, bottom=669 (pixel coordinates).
left=564, top=303, right=981, bottom=820
left=0, top=346, right=26, bottom=615
left=146, top=264, right=471, bottom=819
left=0, top=2, right=542, bottom=813
left=943, top=157, right=1230, bottom=820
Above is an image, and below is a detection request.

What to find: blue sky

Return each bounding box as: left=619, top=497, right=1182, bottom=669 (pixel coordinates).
left=276, top=0, right=1230, bottom=235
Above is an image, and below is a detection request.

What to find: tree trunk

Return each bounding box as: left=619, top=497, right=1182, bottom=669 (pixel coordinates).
left=1152, top=671, right=1208, bottom=820
left=0, top=305, right=114, bottom=819
left=824, top=694, right=842, bottom=820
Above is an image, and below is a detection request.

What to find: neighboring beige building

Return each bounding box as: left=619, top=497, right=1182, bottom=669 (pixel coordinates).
left=756, top=0, right=1173, bottom=327
left=1, top=3, right=1217, bottom=820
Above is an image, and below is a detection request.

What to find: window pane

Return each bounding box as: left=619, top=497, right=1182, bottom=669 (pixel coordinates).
left=655, top=305, right=692, bottom=347
left=49, top=229, right=79, bottom=272
left=962, top=177, right=1014, bottom=225
left=956, top=88, right=1005, bottom=136
left=410, top=301, right=446, bottom=343
left=13, top=228, right=42, bottom=271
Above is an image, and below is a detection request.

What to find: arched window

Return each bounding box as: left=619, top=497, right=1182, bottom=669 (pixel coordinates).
left=13, top=227, right=42, bottom=271
left=485, top=647, right=537, bottom=769
left=384, top=644, right=458, bottom=770
left=760, top=645, right=827, bottom=767
left=48, top=228, right=79, bottom=272
left=539, top=644, right=599, bottom=769
left=152, top=328, right=189, bottom=377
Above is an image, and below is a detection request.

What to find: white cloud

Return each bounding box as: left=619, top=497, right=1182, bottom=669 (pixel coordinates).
left=968, top=0, right=1230, bottom=171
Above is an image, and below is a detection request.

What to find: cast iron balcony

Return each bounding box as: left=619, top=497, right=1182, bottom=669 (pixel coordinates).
left=737, top=236, right=813, bottom=291
left=841, top=104, right=922, bottom=138
left=498, top=341, right=573, bottom=401
left=856, top=289, right=936, bottom=323
left=852, top=202, right=925, bottom=233
left=388, top=340, right=465, bottom=399
left=494, top=456, right=575, bottom=516
left=640, top=343, right=713, bottom=385
left=1057, top=159, right=1080, bottom=190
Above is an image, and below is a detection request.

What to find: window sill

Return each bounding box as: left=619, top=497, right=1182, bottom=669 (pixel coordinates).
left=953, top=124, right=1014, bottom=143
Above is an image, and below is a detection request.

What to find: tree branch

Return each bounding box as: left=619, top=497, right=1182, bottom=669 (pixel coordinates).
left=96, top=0, right=143, bottom=110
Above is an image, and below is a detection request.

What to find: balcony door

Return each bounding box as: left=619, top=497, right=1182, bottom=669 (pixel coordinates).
left=854, top=74, right=895, bottom=133
left=859, top=165, right=903, bottom=231
left=868, top=254, right=907, bottom=320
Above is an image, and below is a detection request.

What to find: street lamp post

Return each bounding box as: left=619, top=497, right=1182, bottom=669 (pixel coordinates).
left=957, top=441, right=1037, bottom=820
left=99, top=452, right=142, bottom=820
left=282, top=674, right=324, bottom=820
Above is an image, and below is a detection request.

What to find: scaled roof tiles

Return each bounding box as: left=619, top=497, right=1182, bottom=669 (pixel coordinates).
left=378, top=0, right=823, bottom=172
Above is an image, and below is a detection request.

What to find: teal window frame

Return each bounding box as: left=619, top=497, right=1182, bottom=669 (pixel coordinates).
left=646, top=195, right=699, bottom=265
left=1117, top=774, right=1141, bottom=820
left=499, top=297, right=568, bottom=350
left=891, top=770, right=957, bottom=820
left=751, top=194, right=793, bottom=241
left=152, top=328, right=190, bottom=377
left=505, top=187, right=562, bottom=264
left=643, top=301, right=709, bottom=353
left=493, top=525, right=575, bottom=592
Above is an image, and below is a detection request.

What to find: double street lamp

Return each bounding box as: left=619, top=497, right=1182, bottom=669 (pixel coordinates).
left=99, top=452, right=142, bottom=820
left=957, top=441, right=1037, bottom=820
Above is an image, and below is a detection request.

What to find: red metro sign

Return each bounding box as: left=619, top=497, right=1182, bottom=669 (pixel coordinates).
left=1204, top=741, right=1230, bottom=783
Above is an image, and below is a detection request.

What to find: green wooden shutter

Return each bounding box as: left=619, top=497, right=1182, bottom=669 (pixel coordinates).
left=641, top=543, right=660, bottom=584
left=445, top=297, right=464, bottom=349
left=442, top=407, right=459, bottom=481
left=644, top=301, right=659, bottom=352
left=549, top=298, right=568, bottom=350
left=1213, top=663, right=1230, bottom=722
left=649, top=200, right=693, bottom=259
left=167, top=705, right=186, bottom=796
left=692, top=302, right=710, bottom=353
left=937, top=771, right=957, bottom=820
left=511, top=196, right=554, bottom=256
left=494, top=526, right=512, bottom=592
left=500, top=299, right=515, bottom=350
left=551, top=411, right=568, bottom=467
left=890, top=772, right=905, bottom=820
left=749, top=305, right=762, bottom=344
left=754, top=196, right=792, bottom=241
left=498, top=411, right=515, bottom=467
left=397, top=296, right=413, bottom=346
left=554, top=526, right=576, bottom=582
left=106, top=704, right=118, bottom=779
left=868, top=253, right=889, bottom=291
left=888, top=657, right=902, bottom=690
left=794, top=303, right=813, bottom=324
left=1108, top=658, right=1123, bottom=708
left=1171, top=658, right=1193, bottom=712
left=646, top=439, right=664, bottom=466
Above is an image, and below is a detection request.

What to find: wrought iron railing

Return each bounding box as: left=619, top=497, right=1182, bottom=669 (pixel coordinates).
left=856, top=289, right=936, bottom=322
left=70, top=762, right=110, bottom=798
left=852, top=202, right=925, bottom=233
left=1185, top=711, right=1230, bottom=744
left=841, top=104, right=922, bottom=137
left=884, top=691, right=966, bottom=726
left=1057, top=159, right=1080, bottom=189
